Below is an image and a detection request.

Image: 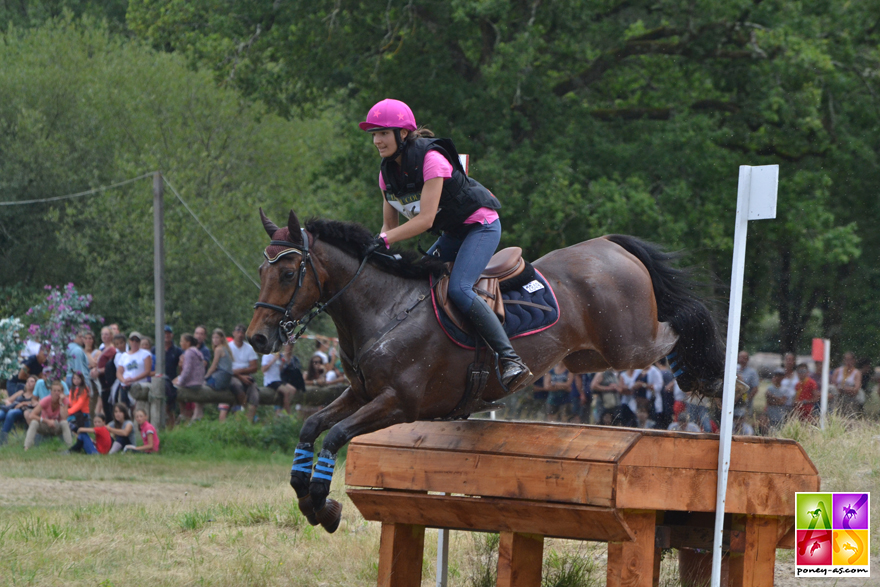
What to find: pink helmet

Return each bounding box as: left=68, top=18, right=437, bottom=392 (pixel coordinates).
left=359, top=99, right=417, bottom=131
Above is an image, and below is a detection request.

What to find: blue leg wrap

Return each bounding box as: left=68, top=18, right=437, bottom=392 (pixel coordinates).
left=312, top=453, right=336, bottom=482
left=673, top=369, right=684, bottom=378
left=291, top=446, right=314, bottom=475
left=666, top=351, right=678, bottom=360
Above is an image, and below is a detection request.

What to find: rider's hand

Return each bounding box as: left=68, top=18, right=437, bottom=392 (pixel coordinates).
left=363, top=236, right=386, bottom=257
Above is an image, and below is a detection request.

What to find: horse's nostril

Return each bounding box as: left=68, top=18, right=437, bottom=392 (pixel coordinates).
left=250, top=333, right=268, bottom=349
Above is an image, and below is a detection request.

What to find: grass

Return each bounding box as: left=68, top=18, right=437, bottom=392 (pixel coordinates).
left=0, top=412, right=878, bottom=585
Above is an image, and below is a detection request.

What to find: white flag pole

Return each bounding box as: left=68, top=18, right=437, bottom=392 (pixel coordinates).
left=820, top=339, right=830, bottom=430
left=711, top=165, right=778, bottom=587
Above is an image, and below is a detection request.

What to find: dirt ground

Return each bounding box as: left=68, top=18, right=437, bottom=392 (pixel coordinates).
left=0, top=477, right=213, bottom=507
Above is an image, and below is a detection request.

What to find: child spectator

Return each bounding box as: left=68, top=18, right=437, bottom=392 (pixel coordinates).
left=67, top=414, right=112, bottom=455
left=68, top=371, right=90, bottom=429
left=124, top=408, right=159, bottom=453
left=106, top=403, right=136, bottom=454
left=794, top=363, right=820, bottom=420
left=24, top=380, right=73, bottom=450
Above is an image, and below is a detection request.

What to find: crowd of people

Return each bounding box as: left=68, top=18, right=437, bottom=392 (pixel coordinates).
left=0, top=321, right=348, bottom=451
left=524, top=350, right=878, bottom=435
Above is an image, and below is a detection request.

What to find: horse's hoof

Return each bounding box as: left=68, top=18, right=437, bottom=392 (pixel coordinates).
left=316, top=498, right=343, bottom=534
left=297, top=495, right=319, bottom=526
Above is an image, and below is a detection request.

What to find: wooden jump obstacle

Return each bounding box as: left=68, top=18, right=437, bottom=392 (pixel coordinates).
left=345, top=420, right=819, bottom=587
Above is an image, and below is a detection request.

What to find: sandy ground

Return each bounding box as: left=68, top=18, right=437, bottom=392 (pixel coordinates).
left=0, top=477, right=212, bottom=507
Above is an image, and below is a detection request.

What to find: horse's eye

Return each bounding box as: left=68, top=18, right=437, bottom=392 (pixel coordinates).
left=283, top=271, right=295, bottom=280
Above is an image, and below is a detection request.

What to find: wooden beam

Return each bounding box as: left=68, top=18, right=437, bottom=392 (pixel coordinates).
left=728, top=515, right=778, bottom=587
left=654, top=525, right=745, bottom=553
left=607, top=510, right=658, bottom=587
left=129, top=382, right=346, bottom=406
left=497, top=532, right=543, bottom=587
left=377, top=523, right=425, bottom=587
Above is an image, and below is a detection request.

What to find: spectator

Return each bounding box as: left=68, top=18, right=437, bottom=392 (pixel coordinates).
left=98, top=326, right=112, bottom=351
left=780, top=352, right=798, bottom=409
left=0, top=375, right=39, bottom=445
left=736, top=351, right=760, bottom=416
left=857, top=358, right=874, bottom=405
left=571, top=373, right=593, bottom=424
left=95, top=334, right=124, bottom=417
left=140, top=336, right=155, bottom=379
left=24, top=380, right=73, bottom=450
left=733, top=407, right=756, bottom=435
left=685, top=393, right=714, bottom=433
left=66, top=330, right=91, bottom=391
left=116, top=332, right=152, bottom=407
left=669, top=411, right=701, bottom=432
left=764, top=368, right=790, bottom=429
left=591, top=369, right=621, bottom=423
left=324, top=359, right=344, bottom=383
left=226, top=324, right=260, bottom=423
left=204, top=329, right=233, bottom=422
left=619, top=369, right=642, bottom=415
left=544, top=362, right=574, bottom=422
left=106, top=403, right=136, bottom=454
left=83, top=331, right=102, bottom=416
left=161, top=325, right=183, bottom=429
left=313, top=338, right=330, bottom=365
left=21, top=333, right=42, bottom=360
left=124, top=408, right=160, bottom=453
left=7, top=345, right=47, bottom=394
left=262, top=351, right=298, bottom=415
left=654, top=360, right=676, bottom=431
left=304, top=356, right=327, bottom=386
left=642, top=362, right=664, bottom=416
left=280, top=345, right=306, bottom=394
left=194, top=325, right=212, bottom=366
left=68, top=371, right=90, bottom=429
left=636, top=407, right=656, bottom=429
left=174, top=334, right=206, bottom=388
left=794, top=363, right=820, bottom=420
left=108, top=323, right=120, bottom=338
left=67, top=414, right=112, bottom=455
left=34, top=371, right=68, bottom=399
left=832, top=351, right=863, bottom=416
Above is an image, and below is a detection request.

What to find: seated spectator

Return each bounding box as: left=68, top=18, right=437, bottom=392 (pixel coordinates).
left=280, top=345, right=306, bottom=394
left=6, top=346, right=47, bottom=394
left=223, top=326, right=261, bottom=422
left=764, top=368, right=790, bottom=429
left=24, top=381, right=73, bottom=450
left=544, top=362, right=574, bottom=422
left=124, top=408, right=159, bottom=453
left=67, top=371, right=91, bottom=430
left=312, top=338, right=330, bottom=365
left=324, top=359, right=345, bottom=384
left=304, top=356, right=327, bottom=386
left=67, top=414, right=112, bottom=455
left=0, top=375, right=39, bottom=445
left=106, top=403, right=136, bottom=454
left=636, top=407, right=656, bottom=429
left=116, top=332, right=152, bottom=406
left=794, top=363, right=820, bottom=420
left=668, top=411, right=701, bottom=432
left=34, top=371, right=69, bottom=399
left=174, top=334, right=206, bottom=388
left=204, top=329, right=233, bottom=422
left=262, top=351, right=298, bottom=415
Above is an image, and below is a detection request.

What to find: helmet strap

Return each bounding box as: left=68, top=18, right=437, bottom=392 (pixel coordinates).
left=392, top=128, right=406, bottom=158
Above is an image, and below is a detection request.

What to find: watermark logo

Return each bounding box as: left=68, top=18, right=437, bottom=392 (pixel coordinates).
left=796, top=492, right=870, bottom=577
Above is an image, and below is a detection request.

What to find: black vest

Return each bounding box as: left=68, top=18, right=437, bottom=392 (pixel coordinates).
left=380, top=137, right=501, bottom=238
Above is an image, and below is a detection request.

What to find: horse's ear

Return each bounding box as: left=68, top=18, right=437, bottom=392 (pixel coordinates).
left=287, top=210, right=303, bottom=242
left=260, top=208, right=279, bottom=238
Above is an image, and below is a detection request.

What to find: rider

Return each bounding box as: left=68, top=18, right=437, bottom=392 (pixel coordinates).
left=359, top=98, right=531, bottom=391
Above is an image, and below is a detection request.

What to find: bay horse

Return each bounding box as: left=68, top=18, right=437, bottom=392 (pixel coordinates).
left=247, top=209, right=726, bottom=533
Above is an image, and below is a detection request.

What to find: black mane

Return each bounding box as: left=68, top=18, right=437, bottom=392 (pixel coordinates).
left=305, top=218, right=448, bottom=279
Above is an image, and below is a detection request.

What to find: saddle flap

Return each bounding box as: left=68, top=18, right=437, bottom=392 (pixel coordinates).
left=435, top=275, right=505, bottom=332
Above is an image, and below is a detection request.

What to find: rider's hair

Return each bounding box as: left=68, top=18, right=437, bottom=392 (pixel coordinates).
left=404, top=126, right=434, bottom=141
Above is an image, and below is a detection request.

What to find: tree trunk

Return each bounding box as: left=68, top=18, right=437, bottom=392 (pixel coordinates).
left=130, top=382, right=347, bottom=406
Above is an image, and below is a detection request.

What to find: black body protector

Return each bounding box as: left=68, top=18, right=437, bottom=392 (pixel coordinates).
left=381, top=137, right=500, bottom=238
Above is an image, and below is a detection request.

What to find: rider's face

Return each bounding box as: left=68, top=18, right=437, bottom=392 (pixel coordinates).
left=372, top=129, right=408, bottom=158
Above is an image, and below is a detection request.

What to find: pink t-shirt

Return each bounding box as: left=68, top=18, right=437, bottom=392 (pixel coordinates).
left=379, top=151, right=499, bottom=225
left=140, top=421, right=160, bottom=453
left=39, top=396, right=69, bottom=421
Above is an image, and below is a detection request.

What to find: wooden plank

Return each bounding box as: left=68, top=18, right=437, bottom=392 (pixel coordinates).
left=616, top=466, right=820, bottom=515
left=619, top=435, right=818, bottom=475
left=377, top=523, right=425, bottom=587
left=347, top=489, right=633, bottom=542
left=728, top=516, right=778, bottom=587
left=346, top=445, right=615, bottom=506
left=497, top=532, right=544, bottom=587
left=607, top=510, right=657, bottom=587
left=351, top=420, right=639, bottom=463
left=654, top=525, right=745, bottom=553
left=777, top=517, right=796, bottom=549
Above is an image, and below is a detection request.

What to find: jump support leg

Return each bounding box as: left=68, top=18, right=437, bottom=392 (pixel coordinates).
left=377, top=522, right=425, bottom=587
left=497, top=532, right=544, bottom=587
left=607, top=510, right=659, bottom=587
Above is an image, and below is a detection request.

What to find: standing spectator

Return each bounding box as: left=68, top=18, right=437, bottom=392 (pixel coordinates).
left=67, top=414, right=111, bottom=455
left=108, top=324, right=120, bottom=338
left=619, top=369, right=642, bottom=416
left=98, top=326, right=112, bottom=351
left=227, top=324, right=260, bottom=423
left=857, top=358, right=874, bottom=407
left=6, top=346, right=46, bottom=394
left=204, top=329, right=233, bottom=422
left=262, top=352, right=299, bottom=415
left=66, top=330, right=91, bottom=391
left=654, top=360, right=676, bottom=431
left=67, top=371, right=90, bottom=429
left=763, top=368, right=790, bottom=429
left=0, top=375, right=39, bottom=445
left=83, top=331, right=101, bottom=416
left=24, top=381, right=73, bottom=450
left=106, top=403, right=136, bottom=453
left=779, top=352, right=798, bottom=410
left=544, top=362, right=574, bottom=422
left=736, top=351, right=760, bottom=416
left=571, top=373, right=593, bottom=424
left=95, top=334, right=124, bottom=417
left=116, top=332, right=152, bottom=407
left=161, top=325, right=183, bottom=428
left=21, top=332, right=42, bottom=360
left=832, top=351, right=863, bottom=416
left=124, top=408, right=160, bottom=453
left=591, top=369, right=621, bottom=424
left=642, top=362, right=664, bottom=417
left=794, top=363, right=820, bottom=420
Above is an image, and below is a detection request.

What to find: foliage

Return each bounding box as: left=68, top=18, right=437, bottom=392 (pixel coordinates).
left=25, top=283, right=102, bottom=375
left=160, top=412, right=304, bottom=456
left=0, top=317, right=26, bottom=379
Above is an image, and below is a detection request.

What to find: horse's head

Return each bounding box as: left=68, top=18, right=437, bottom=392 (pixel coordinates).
left=247, top=208, right=323, bottom=353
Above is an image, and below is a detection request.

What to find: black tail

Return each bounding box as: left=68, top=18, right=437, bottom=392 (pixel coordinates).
left=605, top=234, right=725, bottom=394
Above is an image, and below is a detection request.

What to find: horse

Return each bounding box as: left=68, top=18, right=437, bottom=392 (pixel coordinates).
left=247, top=209, right=727, bottom=533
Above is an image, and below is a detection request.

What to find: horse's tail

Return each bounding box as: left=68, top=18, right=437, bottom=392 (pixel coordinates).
left=605, top=234, right=725, bottom=394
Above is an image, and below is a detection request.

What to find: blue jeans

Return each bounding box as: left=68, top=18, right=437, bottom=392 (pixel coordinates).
left=1, top=408, right=25, bottom=434
left=77, top=433, right=99, bottom=455
left=427, top=219, right=501, bottom=313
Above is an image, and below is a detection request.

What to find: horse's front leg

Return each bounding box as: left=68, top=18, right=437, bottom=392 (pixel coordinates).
left=291, top=387, right=364, bottom=529
left=309, top=389, right=409, bottom=533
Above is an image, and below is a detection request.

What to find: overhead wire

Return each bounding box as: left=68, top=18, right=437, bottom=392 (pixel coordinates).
left=0, top=172, right=155, bottom=206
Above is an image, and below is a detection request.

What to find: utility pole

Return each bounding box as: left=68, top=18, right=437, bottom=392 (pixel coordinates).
left=152, top=171, right=166, bottom=427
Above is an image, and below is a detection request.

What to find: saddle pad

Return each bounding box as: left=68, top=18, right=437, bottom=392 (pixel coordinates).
left=430, top=268, right=560, bottom=350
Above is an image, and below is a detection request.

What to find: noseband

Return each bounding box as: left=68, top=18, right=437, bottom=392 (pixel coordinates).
left=253, top=228, right=371, bottom=345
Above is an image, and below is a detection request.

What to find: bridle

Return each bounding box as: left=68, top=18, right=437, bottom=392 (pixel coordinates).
left=253, top=228, right=371, bottom=345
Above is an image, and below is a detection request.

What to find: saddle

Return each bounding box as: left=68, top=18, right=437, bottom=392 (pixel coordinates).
left=434, top=247, right=525, bottom=332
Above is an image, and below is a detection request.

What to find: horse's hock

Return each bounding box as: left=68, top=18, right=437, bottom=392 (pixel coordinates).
left=345, top=420, right=819, bottom=587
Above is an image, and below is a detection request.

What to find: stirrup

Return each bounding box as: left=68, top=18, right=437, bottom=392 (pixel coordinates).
left=501, top=360, right=532, bottom=393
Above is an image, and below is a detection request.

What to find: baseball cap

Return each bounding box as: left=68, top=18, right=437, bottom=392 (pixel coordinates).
left=128, top=331, right=142, bottom=341
left=164, top=325, right=173, bottom=333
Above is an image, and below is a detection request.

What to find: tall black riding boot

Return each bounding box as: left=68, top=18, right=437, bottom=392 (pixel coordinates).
left=466, top=297, right=532, bottom=392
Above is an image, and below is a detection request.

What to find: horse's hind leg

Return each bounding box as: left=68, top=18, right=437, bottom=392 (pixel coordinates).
left=308, top=390, right=409, bottom=533
left=291, top=388, right=364, bottom=529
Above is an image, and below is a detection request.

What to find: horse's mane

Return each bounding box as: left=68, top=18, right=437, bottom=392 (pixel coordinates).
left=305, top=218, right=448, bottom=280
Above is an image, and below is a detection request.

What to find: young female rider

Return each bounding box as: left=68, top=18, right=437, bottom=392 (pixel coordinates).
left=359, top=98, right=531, bottom=390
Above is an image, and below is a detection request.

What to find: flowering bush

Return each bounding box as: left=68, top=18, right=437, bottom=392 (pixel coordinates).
left=26, top=283, right=103, bottom=375
left=0, top=317, right=26, bottom=379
